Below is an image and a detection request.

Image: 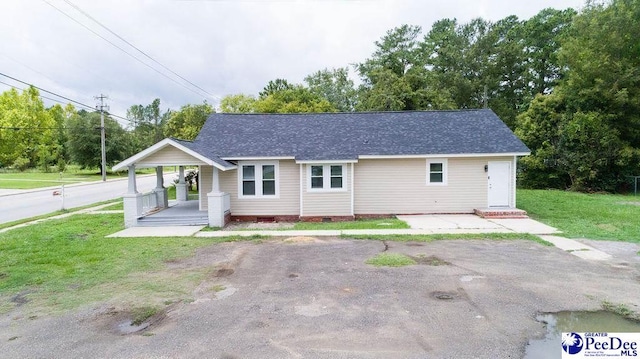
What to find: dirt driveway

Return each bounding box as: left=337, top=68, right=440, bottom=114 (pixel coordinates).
left=3, top=238, right=640, bottom=358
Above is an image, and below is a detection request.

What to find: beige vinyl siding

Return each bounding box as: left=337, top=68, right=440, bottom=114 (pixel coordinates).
left=203, top=160, right=300, bottom=215
left=354, top=157, right=510, bottom=214
left=138, top=146, right=207, bottom=167
left=302, top=164, right=352, bottom=216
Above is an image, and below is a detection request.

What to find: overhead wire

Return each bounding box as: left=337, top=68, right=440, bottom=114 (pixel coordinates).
left=62, top=0, right=219, bottom=100
left=0, top=72, right=130, bottom=125
left=41, top=0, right=216, bottom=101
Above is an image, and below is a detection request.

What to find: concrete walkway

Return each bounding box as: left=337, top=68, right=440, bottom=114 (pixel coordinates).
left=107, top=214, right=619, bottom=262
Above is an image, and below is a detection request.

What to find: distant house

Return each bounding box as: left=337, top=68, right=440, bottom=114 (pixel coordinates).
left=113, top=109, right=530, bottom=227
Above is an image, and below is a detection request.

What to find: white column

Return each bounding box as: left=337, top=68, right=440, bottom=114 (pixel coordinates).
left=127, top=165, right=138, bottom=194
left=212, top=167, right=220, bottom=193
left=155, top=166, right=164, bottom=190
left=176, top=166, right=188, bottom=201
left=207, top=166, right=225, bottom=227
left=154, top=166, right=168, bottom=208
left=123, top=164, right=142, bottom=228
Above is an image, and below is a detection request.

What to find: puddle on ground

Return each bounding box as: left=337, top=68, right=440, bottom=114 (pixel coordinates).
left=524, top=311, right=640, bottom=358
left=117, top=320, right=150, bottom=334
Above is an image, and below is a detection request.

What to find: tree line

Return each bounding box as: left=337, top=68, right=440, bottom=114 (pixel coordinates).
left=0, top=86, right=212, bottom=172
left=1, top=0, right=638, bottom=192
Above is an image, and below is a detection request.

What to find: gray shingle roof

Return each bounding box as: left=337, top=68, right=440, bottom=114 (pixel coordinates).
left=187, top=109, right=529, bottom=162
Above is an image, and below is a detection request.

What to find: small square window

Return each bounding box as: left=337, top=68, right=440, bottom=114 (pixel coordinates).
left=427, top=159, right=447, bottom=185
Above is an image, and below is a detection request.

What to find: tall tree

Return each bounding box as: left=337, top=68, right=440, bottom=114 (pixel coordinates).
left=304, top=67, right=357, bottom=112
left=253, top=85, right=335, bottom=113
left=0, top=86, right=55, bottom=170
left=126, top=98, right=169, bottom=152
left=164, top=102, right=214, bottom=140
left=522, top=8, right=576, bottom=95
left=259, top=79, right=294, bottom=99
left=357, top=24, right=455, bottom=111
left=219, top=94, right=256, bottom=113
left=516, top=0, right=640, bottom=191
left=66, top=110, right=131, bottom=169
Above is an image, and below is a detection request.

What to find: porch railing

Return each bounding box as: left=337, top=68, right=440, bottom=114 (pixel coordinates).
left=141, top=191, right=158, bottom=215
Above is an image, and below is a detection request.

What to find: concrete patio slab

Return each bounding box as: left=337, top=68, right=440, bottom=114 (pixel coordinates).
left=107, top=226, right=205, bottom=238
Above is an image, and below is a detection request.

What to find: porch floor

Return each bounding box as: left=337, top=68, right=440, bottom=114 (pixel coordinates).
left=138, top=200, right=208, bottom=226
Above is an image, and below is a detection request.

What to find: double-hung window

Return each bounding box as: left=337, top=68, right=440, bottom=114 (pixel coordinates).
left=308, top=164, right=345, bottom=191
left=427, top=159, right=447, bottom=185
left=239, top=162, right=278, bottom=198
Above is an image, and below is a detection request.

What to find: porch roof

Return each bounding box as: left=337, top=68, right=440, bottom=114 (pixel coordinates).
left=112, top=138, right=236, bottom=171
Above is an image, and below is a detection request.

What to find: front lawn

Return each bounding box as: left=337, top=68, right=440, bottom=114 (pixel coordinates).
left=517, top=189, right=640, bottom=242
left=0, top=214, right=220, bottom=314
left=293, top=217, right=410, bottom=230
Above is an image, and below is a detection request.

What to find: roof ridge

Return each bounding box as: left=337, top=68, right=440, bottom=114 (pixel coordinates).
left=213, top=109, right=489, bottom=116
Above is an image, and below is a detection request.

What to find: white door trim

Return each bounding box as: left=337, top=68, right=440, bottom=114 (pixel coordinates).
left=488, top=161, right=511, bottom=207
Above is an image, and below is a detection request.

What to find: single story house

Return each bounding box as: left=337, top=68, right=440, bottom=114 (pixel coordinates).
left=113, top=109, right=530, bottom=227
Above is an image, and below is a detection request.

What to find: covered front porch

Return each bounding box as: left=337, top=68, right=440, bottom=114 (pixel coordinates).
left=112, top=138, right=235, bottom=228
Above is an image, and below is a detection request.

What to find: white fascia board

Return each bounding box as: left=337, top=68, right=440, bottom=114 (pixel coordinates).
left=296, top=159, right=358, bottom=164
left=112, top=138, right=228, bottom=171
left=223, top=156, right=296, bottom=161
left=358, top=152, right=530, bottom=160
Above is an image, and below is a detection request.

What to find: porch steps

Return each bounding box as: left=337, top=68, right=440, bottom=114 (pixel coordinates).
left=474, top=208, right=528, bottom=219
left=137, top=214, right=208, bottom=227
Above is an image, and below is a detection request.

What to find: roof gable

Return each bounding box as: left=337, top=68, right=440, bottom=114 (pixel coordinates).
left=192, top=109, right=529, bottom=161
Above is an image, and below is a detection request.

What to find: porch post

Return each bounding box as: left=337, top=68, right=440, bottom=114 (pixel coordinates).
left=154, top=166, right=169, bottom=209
left=176, top=166, right=188, bottom=201
left=123, top=165, right=143, bottom=228
left=207, top=166, right=226, bottom=227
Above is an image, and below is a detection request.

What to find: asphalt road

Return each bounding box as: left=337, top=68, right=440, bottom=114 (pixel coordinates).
left=3, top=238, right=639, bottom=358
left=0, top=172, right=176, bottom=225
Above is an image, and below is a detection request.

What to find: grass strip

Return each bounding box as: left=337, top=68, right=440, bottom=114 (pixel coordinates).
left=343, top=232, right=552, bottom=246
left=366, top=253, right=416, bottom=267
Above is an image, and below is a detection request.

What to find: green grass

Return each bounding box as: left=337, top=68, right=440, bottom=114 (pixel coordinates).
left=293, top=218, right=410, bottom=230
left=365, top=253, right=416, bottom=267
left=345, top=232, right=552, bottom=246
left=0, top=166, right=155, bottom=189
left=166, top=185, right=199, bottom=200
left=101, top=201, right=123, bottom=210
left=0, top=199, right=122, bottom=230
left=0, top=214, right=257, bottom=314
left=131, top=306, right=159, bottom=326
left=517, top=189, right=640, bottom=242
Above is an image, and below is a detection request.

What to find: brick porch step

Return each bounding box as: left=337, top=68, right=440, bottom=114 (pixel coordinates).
left=474, top=208, right=528, bottom=219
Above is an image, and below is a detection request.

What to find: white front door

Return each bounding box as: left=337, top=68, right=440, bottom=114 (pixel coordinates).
left=488, top=161, right=511, bottom=207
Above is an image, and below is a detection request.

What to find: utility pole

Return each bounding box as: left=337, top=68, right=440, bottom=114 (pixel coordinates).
left=95, top=94, right=109, bottom=182
left=483, top=85, right=488, bottom=109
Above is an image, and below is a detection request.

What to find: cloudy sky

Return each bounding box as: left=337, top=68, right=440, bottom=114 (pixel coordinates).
left=1, top=0, right=584, bottom=124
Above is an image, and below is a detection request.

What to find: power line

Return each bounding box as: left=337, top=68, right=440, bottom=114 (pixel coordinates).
left=0, top=79, right=81, bottom=107
left=0, top=72, right=129, bottom=124
left=62, top=0, right=219, bottom=100
left=42, top=0, right=216, bottom=100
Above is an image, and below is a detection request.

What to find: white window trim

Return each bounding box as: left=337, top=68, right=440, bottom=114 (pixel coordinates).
left=426, top=158, right=448, bottom=186
left=307, top=164, right=347, bottom=192
left=237, top=161, right=279, bottom=199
